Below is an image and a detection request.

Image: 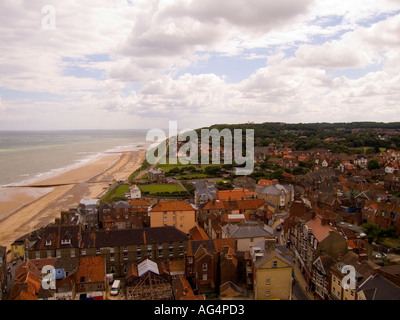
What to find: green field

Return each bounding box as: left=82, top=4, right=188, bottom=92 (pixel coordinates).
left=100, top=184, right=130, bottom=203
left=139, top=184, right=184, bottom=194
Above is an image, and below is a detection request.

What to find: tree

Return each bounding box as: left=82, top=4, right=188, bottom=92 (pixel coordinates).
left=367, top=159, right=380, bottom=171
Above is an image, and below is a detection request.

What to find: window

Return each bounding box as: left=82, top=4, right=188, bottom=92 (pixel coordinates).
left=266, top=291, right=270, bottom=297
left=169, top=249, right=174, bottom=257
left=110, top=253, right=115, bottom=261
left=351, top=290, right=354, bottom=297
left=266, top=279, right=271, bottom=285
left=96, top=248, right=101, bottom=255
left=70, top=249, right=75, bottom=258
left=47, top=251, right=52, bottom=258
left=333, top=276, right=336, bottom=283
left=61, top=238, right=71, bottom=245
left=338, top=280, right=341, bottom=286
left=272, top=261, right=278, bottom=268
left=56, top=250, right=61, bottom=258
left=203, top=273, right=208, bottom=281
left=202, top=263, right=208, bottom=271
left=123, top=246, right=128, bottom=252
left=179, top=248, right=184, bottom=256
left=188, top=257, right=193, bottom=264
left=123, top=253, right=128, bottom=260
left=81, top=249, right=86, bottom=256
left=158, top=250, right=163, bottom=258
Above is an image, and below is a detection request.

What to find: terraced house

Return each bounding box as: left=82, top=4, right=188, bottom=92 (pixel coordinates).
left=26, top=224, right=81, bottom=260
left=150, top=200, right=196, bottom=235
left=80, top=226, right=189, bottom=277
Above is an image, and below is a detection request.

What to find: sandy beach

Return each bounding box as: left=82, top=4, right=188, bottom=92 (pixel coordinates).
left=0, top=149, right=146, bottom=249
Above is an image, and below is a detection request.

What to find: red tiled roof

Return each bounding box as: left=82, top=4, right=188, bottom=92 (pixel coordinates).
left=76, top=256, right=105, bottom=284
left=190, top=225, right=210, bottom=241
left=306, top=216, right=339, bottom=242
left=216, top=189, right=254, bottom=200
left=151, top=201, right=195, bottom=212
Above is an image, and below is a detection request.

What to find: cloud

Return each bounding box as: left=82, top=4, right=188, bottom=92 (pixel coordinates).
left=1, top=0, right=400, bottom=130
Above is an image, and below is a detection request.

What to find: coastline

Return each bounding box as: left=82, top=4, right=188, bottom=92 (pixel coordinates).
left=0, top=148, right=147, bottom=250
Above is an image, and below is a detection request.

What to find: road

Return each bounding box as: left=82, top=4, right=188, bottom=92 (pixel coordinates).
left=292, top=279, right=309, bottom=300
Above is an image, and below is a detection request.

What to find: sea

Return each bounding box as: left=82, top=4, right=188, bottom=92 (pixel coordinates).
left=0, top=129, right=152, bottom=187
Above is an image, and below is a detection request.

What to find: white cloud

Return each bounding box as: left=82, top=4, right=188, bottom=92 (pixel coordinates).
left=1, top=0, right=400, bottom=130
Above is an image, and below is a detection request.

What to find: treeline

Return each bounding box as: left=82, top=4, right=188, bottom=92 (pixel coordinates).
left=199, top=122, right=400, bottom=152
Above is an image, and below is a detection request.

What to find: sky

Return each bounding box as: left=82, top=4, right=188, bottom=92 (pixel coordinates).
left=0, top=0, right=400, bottom=131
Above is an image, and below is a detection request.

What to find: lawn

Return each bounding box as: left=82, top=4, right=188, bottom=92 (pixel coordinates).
left=100, top=184, right=130, bottom=203
left=139, top=184, right=184, bottom=194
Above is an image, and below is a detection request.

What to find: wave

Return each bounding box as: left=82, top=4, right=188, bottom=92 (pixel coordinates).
left=3, top=141, right=152, bottom=187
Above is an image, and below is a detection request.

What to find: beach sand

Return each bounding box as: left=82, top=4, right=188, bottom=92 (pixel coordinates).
left=0, top=149, right=146, bottom=249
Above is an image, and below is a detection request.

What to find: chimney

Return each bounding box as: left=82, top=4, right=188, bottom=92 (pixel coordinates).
left=337, top=251, right=343, bottom=261
left=265, top=238, right=276, bottom=250
left=358, top=253, right=368, bottom=262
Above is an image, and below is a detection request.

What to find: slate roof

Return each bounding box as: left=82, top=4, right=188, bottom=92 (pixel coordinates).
left=222, top=221, right=272, bottom=239
left=80, top=226, right=188, bottom=248
left=256, top=184, right=292, bottom=196
left=358, top=273, right=400, bottom=300
left=32, top=225, right=81, bottom=250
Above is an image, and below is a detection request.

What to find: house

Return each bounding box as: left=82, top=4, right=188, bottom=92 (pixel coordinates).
left=193, top=180, right=218, bottom=205
left=78, top=199, right=99, bottom=231
left=353, top=155, right=368, bottom=169
left=290, top=214, right=348, bottom=287
left=384, top=161, right=399, bottom=174
left=249, top=241, right=293, bottom=300
left=26, top=224, right=81, bottom=260
left=384, top=172, right=400, bottom=192
left=357, top=273, right=400, bottom=300
left=329, top=251, right=380, bottom=300
left=80, top=226, right=189, bottom=278
left=362, top=200, right=400, bottom=235
left=255, top=182, right=294, bottom=212
left=130, top=199, right=151, bottom=227
left=189, top=225, right=210, bottom=241
left=185, top=238, right=236, bottom=295
left=150, top=200, right=196, bottom=234
left=147, top=168, right=166, bottom=183
left=215, top=189, right=254, bottom=201
left=75, top=256, right=106, bottom=300
left=10, top=230, right=41, bottom=261
left=8, top=260, right=43, bottom=300
left=129, top=184, right=141, bottom=199
left=125, top=259, right=173, bottom=300
left=312, top=254, right=337, bottom=300
left=221, top=221, right=273, bottom=252
left=172, top=274, right=205, bottom=300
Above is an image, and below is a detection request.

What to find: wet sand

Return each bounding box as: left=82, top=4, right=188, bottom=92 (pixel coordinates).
left=0, top=149, right=146, bottom=249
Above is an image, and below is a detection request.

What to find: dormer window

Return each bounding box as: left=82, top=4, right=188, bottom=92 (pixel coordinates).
left=61, top=238, right=71, bottom=245
left=46, top=239, right=52, bottom=246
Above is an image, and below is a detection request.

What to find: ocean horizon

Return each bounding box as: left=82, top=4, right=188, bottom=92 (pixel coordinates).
left=0, top=129, right=151, bottom=187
